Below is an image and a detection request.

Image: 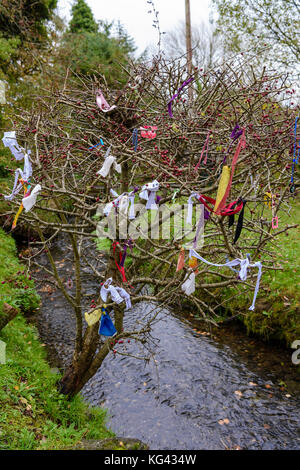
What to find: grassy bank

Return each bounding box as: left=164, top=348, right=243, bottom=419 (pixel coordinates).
left=0, top=229, right=114, bottom=450
left=220, top=200, right=300, bottom=346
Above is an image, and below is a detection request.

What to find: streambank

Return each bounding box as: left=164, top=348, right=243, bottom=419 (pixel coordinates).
left=33, top=236, right=300, bottom=450
left=0, top=229, right=115, bottom=450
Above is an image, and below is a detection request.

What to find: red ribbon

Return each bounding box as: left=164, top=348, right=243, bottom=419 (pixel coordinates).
left=112, top=242, right=128, bottom=283
left=194, top=131, right=210, bottom=170
left=198, top=194, right=244, bottom=216
left=215, top=129, right=246, bottom=215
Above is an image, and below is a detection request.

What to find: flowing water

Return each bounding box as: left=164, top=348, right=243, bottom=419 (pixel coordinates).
left=32, top=239, right=300, bottom=450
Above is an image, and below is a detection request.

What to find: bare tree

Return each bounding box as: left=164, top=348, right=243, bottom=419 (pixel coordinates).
left=2, top=51, right=297, bottom=397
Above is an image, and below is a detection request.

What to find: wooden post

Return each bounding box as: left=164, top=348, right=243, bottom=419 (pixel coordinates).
left=185, top=0, right=193, bottom=101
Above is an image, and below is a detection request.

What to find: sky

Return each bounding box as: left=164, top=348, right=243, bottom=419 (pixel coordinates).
left=57, top=0, right=211, bottom=54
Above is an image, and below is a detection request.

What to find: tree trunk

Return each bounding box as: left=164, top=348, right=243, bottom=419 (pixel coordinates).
left=57, top=306, right=124, bottom=398
left=0, top=303, right=19, bottom=332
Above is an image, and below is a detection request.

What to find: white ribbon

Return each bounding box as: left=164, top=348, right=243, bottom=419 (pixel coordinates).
left=97, top=146, right=121, bottom=178
left=128, top=193, right=136, bottom=220
left=187, top=192, right=200, bottom=224
left=100, top=278, right=131, bottom=308
left=110, top=188, right=119, bottom=198
left=104, top=188, right=136, bottom=219
left=100, top=278, right=123, bottom=304
left=189, top=249, right=262, bottom=311
left=139, top=180, right=159, bottom=210
left=2, top=132, right=33, bottom=201
left=103, top=201, right=114, bottom=217
left=97, top=155, right=121, bottom=177
left=2, top=131, right=28, bottom=161
left=115, top=286, right=132, bottom=309
left=22, top=184, right=42, bottom=212
left=119, top=195, right=129, bottom=215
left=4, top=153, right=32, bottom=200
left=181, top=271, right=195, bottom=295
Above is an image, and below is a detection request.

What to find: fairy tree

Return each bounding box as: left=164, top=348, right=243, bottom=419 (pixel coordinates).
left=1, top=51, right=297, bottom=397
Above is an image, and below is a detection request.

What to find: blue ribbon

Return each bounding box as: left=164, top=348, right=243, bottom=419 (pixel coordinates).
left=132, top=129, right=138, bottom=152
left=294, top=117, right=299, bottom=164
left=89, top=138, right=104, bottom=150
left=290, top=117, right=299, bottom=192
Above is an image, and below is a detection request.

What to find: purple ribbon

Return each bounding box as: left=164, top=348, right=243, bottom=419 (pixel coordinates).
left=204, top=208, right=210, bottom=220
left=120, top=239, right=134, bottom=267
left=167, top=77, right=195, bottom=118
left=223, top=124, right=243, bottom=164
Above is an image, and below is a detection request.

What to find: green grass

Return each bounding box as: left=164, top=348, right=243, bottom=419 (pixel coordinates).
left=0, top=229, right=114, bottom=450
left=0, top=315, right=114, bottom=450
left=0, top=228, right=40, bottom=316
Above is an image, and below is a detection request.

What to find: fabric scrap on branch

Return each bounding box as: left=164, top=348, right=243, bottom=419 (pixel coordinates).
left=167, top=77, right=194, bottom=118
left=97, top=146, right=121, bottom=178
left=181, top=270, right=195, bottom=295
left=96, top=89, right=117, bottom=113
left=215, top=129, right=246, bottom=215
left=100, top=278, right=132, bottom=309
left=140, top=126, right=157, bottom=139
left=85, top=308, right=102, bottom=326
left=188, top=249, right=262, bottom=311
left=195, top=131, right=210, bottom=170
left=99, top=307, right=117, bottom=336
left=139, top=180, right=160, bottom=210
left=2, top=132, right=32, bottom=201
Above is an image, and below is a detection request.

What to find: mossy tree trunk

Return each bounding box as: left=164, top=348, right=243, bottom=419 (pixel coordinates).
left=58, top=303, right=125, bottom=397
left=0, top=303, right=19, bottom=332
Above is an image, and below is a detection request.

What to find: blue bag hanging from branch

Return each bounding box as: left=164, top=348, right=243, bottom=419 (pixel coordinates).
left=99, top=307, right=117, bottom=337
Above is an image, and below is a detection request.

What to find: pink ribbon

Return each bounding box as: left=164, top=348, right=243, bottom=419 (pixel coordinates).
left=195, top=131, right=210, bottom=170
left=96, top=89, right=116, bottom=113
left=140, top=126, right=157, bottom=139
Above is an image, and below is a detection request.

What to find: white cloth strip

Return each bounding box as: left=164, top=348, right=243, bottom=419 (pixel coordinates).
left=115, top=286, right=132, bottom=309
left=187, top=192, right=200, bottom=224
left=119, top=194, right=129, bottom=214
left=97, top=154, right=121, bottom=178
left=189, top=249, right=262, bottom=310
left=128, top=194, right=136, bottom=220
left=181, top=271, right=195, bottom=295
left=104, top=188, right=136, bottom=219
left=3, top=135, right=33, bottom=200
left=101, top=278, right=131, bottom=308
left=139, top=180, right=159, bottom=210
left=22, top=184, right=42, bottom=212
left=2, top=131, right=28, bottom=161
left=100, top=278, right=123, bottom=304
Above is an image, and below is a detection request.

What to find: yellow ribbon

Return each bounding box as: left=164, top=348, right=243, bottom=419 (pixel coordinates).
left=84, top=308, right=102, bottom=327
left=12, top=179, right=29, bottom=229
left=189, top=255, right=199, bottom=273
left=214, top=166, right=231, bottom=213
left=264, top=192, right=272, bottom=209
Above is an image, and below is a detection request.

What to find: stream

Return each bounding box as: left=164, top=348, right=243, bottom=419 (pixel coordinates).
left=30, top=237, right=300, bottom=450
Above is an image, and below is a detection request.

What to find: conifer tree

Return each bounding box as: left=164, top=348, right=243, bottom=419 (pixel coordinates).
left=69, top=0, right=98, bottom=34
